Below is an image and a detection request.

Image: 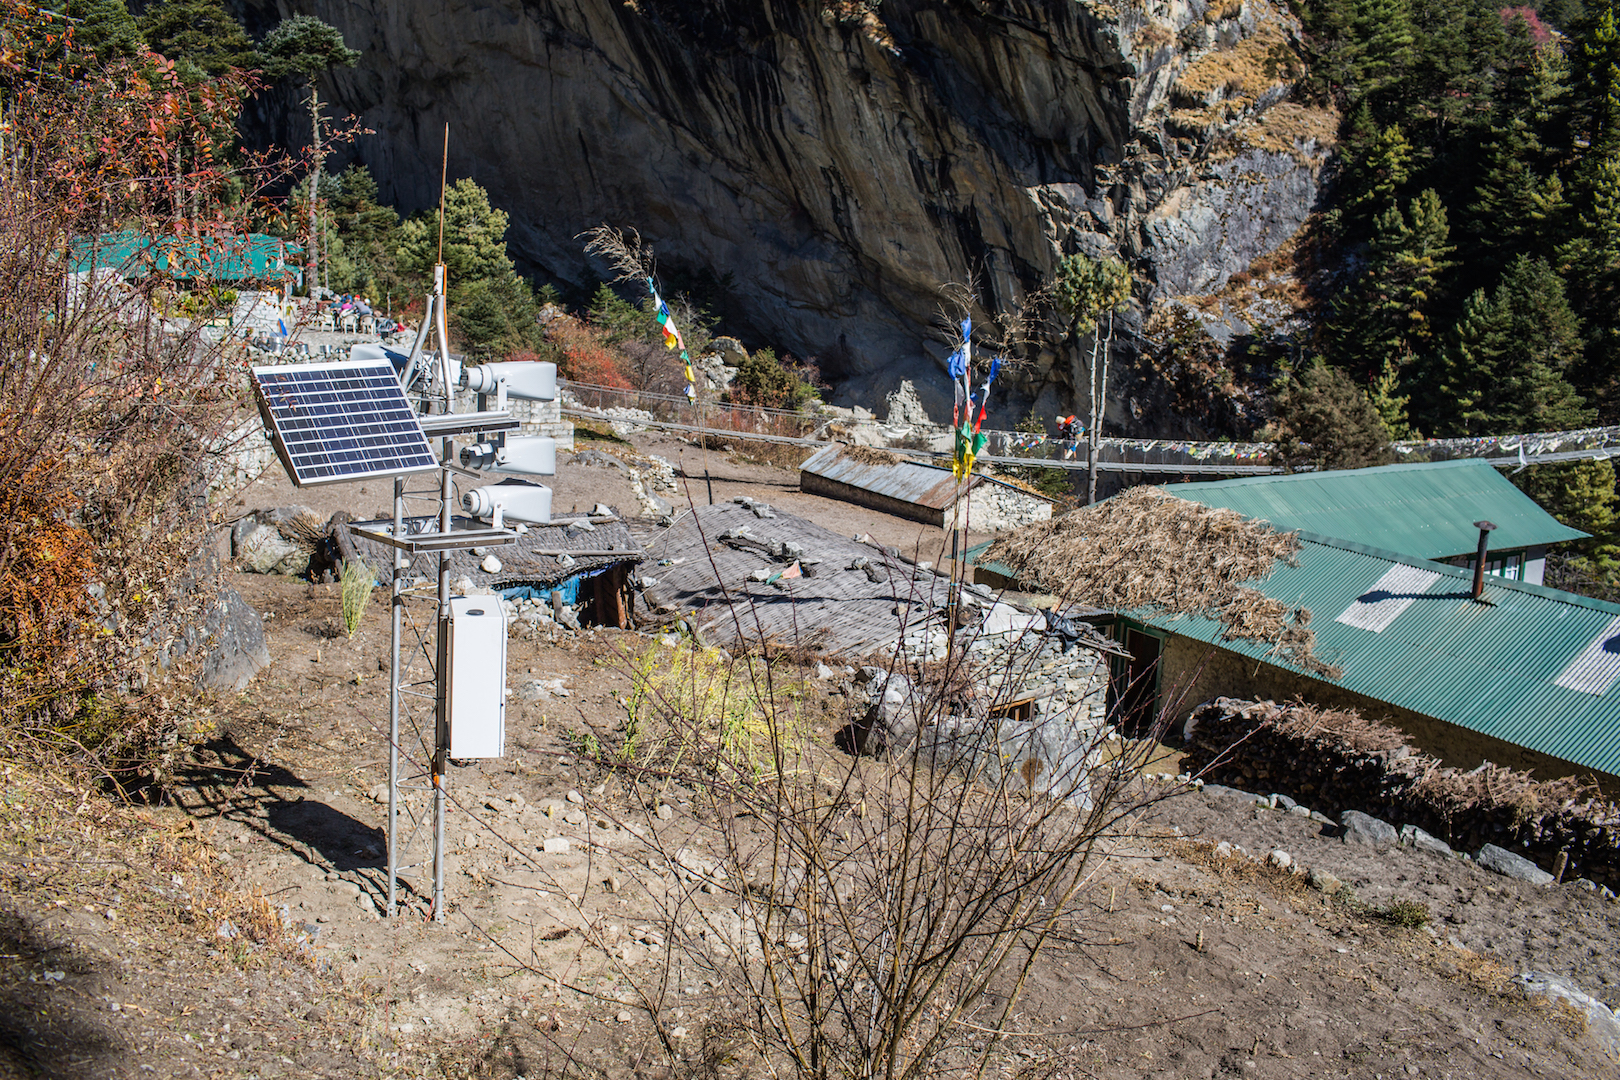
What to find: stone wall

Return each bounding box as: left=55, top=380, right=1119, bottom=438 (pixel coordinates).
left=965, top=481, right=1055, bottom=533
left=872, top=603, right=1113, bottom=807
left=1156, top=634, right=1603, bottom=787
left=452, top=389, right=575, bottom=448
left=207, top=413, right=279, bottom=500
left=1179, top=697, right=1620, bottom=888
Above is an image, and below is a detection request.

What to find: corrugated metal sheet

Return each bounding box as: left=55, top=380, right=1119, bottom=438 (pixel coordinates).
left=1333, top=565, right=1443, bottom=632
left=342, top=515, right=640, bottom=590
left=636, top=500, right=949, bottom=656
left=800, top=445, right=980, bottom=512
left=72, top=231, right=297, bottom=282
left=965, top=539, right=1015, bottom=582
left=1131, top=532, right=1620, bottom=777
left=1163, top=459, right=1587, bottom=560
left=1554, top=615, right=1620, bottom=696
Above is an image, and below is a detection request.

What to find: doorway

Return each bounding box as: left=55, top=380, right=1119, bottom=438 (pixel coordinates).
left=1115, top=628, right=1163, bottom=736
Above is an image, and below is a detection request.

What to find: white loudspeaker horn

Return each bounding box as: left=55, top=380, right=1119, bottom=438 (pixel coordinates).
left=460, top=435, right=556, bottom=476
left=462, top=361, right=557, bottom=401
left=464, top=482, right=552, bottom=525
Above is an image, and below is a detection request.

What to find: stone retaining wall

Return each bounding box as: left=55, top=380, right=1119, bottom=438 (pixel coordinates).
left=1180, top=697, right=1620, bottom=888
left=965, top=481, right=1054, bottom=532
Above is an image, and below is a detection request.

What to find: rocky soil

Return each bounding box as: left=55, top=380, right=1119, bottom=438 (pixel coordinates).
left=5, top=568, right=1618, bottom=1078
left=4, top=446, right=1618, bottom=1078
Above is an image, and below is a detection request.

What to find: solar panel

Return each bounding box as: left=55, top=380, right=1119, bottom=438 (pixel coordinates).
left=251, top=360, right=439, bottom=487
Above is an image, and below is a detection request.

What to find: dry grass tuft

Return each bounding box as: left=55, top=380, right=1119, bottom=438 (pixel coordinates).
left=984, top=488, right=1339, bottom=675
left=1136, top=21, right=1174, bottom=51
left=1174, top=23, right=1288, bottom=105
left=838, top=444, right=902, bottom=468
left=1264, top=699, right=1405, bottom=752
left=1242, top=101, right=1341, bottom=153
left=281, top=511, right=328, bottom=548
left=1167, top=838, right=1310, bottom=895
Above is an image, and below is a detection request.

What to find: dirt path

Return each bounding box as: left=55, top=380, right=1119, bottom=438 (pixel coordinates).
left=50, top=568, right=1597, bottom=1079
left=5, top=443, right=1616, bottom=1078
left=230, top=426, right=994, bottom=572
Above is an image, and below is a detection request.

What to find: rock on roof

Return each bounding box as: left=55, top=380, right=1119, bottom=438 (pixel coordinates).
left=337, top=514, right=640, bottom=591
left=634, top=499, right=950, bottom=656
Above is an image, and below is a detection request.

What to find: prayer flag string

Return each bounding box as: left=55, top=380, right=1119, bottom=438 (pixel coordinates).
left=648, top=277, right=697, bottom=401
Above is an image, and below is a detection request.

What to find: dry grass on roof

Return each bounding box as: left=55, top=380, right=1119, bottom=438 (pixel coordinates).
left=984, top=487, right=1340, bottom=678
left=838, top=444, right=902, bottom=467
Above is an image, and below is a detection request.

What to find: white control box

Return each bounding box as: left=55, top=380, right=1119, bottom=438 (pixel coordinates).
left=446, top=596, right=507, bottom=758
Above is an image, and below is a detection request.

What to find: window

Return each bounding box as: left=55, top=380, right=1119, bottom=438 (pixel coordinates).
left=988, top=697, right=1036, bottom=723
left=1465, top=550, right=1524, bottom=581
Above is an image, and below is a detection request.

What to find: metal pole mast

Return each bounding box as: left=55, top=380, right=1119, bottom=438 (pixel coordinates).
left=432, top=437, right=453, bottom=922
left=386, top=476, right=405, bottom=917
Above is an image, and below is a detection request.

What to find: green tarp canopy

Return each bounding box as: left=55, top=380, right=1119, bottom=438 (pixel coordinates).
left=71, top=231, right=302, bottom=283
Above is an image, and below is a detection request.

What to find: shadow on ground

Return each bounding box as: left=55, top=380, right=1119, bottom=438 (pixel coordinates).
left=0, top=908, right=120, bottom=1080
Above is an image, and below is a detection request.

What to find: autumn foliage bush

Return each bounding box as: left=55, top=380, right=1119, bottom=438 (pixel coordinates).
left=544, top=314, right=631, bottom=389
left=0, top=6, right=305, bottom=781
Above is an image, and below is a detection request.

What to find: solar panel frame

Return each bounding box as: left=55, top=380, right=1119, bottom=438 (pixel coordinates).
left=252, top=360, right=440, bottom=488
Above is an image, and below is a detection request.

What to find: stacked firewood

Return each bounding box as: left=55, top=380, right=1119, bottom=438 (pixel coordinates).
left=1181, top=697, right=1620, bottom=888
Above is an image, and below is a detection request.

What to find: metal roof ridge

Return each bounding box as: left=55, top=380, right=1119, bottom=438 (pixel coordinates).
left=1164, top=458, right=1492, bottom=491
left=1293, top=530, right=1620, bottom=616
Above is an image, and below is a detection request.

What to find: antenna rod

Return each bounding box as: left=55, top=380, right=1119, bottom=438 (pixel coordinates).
left=437, top=122, right=449, bottom=266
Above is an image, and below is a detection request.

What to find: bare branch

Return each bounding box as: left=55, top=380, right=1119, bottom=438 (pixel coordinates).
left=934, top=278, right=978, bottom=347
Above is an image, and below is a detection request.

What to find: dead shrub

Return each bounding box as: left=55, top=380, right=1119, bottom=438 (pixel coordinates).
left=0, top=15, right=313, bottom=781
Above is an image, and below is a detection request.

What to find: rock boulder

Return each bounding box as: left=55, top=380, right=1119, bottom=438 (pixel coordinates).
left=1340, top=810, right=1399, bottom=850
left=1475, top=843, right=1554, bottom=885
left=250, top=0, right=1331, bottom=421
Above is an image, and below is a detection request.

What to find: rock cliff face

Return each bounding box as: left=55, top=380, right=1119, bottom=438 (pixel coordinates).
left=245, top=0, right=1333, bottom=428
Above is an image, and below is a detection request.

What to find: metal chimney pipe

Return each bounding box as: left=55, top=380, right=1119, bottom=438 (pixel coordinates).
left=1472, top=520, right=1498, bottom=600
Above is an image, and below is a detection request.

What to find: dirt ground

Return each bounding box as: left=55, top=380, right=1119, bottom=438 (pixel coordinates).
left=230, top=427, right=993, bottom=571
left=4, top=436, right=1618, bottom=1079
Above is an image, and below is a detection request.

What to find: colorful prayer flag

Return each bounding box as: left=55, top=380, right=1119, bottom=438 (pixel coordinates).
left=648, top=277, right=697, bottom=401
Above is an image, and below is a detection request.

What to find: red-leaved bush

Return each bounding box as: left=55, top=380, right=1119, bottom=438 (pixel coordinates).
left=0, top=4, right=319, bottom=780
left=545, top=315, right=632, bottom=389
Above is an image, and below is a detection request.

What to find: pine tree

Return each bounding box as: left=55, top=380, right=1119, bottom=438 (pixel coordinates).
left=399, top=179, right=522, bottom=286
left=1573, top=0, right=1620, bottom=156
left=48, top=0, right=140, bottom=62
left=1271, top=360, right=1395, bottom=472
left=1462, top=49, right=1573, bottom=282
left=1337, top=121, right=1414, bottom=235
left=1404, top=0, right=1517, bottom=145
left=397, top=179, right=539, bottom=356
left=1556, top=138, right=1620, bottom=418
left=587, top=283, right=652, bottom=343
left=326, top=164, right=403, bottom=297
left=137, top=0, right=256, bottom=78
left=262, top=15, right=360, bottom=295
left=1441, top=255, right=1592, bottom=434
left=1347, top=0, right=1417, bottom=102
left=1512, top=459, right=1619, bottom=573
left=1326, top=187, right=1453, bottom=412
left=1368, top=357, right=1419, bottom=439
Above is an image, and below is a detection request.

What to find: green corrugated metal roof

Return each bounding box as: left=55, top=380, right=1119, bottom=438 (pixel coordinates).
left=72, top=231, right=298, bottom=282
left=1132, top=532, right=1620, bottom=778
left=1162, top=459, right=1587, bottom=560
left=964, top=539, right=1012, bottom=580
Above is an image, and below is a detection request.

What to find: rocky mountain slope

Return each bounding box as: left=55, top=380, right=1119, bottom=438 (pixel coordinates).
left=245, top=0, right=1334, bottom=426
